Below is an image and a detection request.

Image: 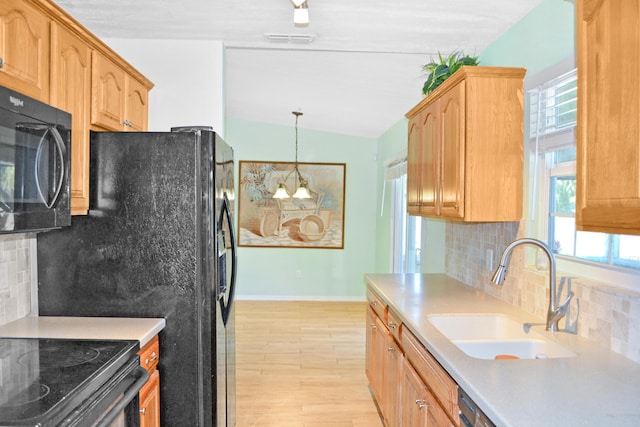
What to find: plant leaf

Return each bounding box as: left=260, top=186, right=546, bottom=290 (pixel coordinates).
left=433, top=64, right=449, bottom=79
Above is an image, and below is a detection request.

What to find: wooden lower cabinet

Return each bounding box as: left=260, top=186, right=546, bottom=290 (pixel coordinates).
left=139, top=370, right=160, bottom=427
left=401, top=357, right=453, bottom=427
left=382, top=331, right=402, bottom=427
left=367, top=309, right=387, bottom=409
left=138, top=335, right=160, bottom=427
left=365, top=287, right=459, bottom=427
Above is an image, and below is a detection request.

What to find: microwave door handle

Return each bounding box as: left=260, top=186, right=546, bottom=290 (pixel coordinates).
left=34, top=126, right=66, bottom=209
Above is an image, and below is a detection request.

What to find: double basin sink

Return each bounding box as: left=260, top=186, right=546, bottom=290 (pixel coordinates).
left=428, top=314, right=576, bottom=360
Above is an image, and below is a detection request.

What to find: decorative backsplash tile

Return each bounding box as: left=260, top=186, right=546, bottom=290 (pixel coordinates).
left=0, top=234, right=34, bottom=326
left=445, top=221, right=640, bottom=364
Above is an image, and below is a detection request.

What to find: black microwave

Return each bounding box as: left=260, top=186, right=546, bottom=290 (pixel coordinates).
left=0, top=85, right=71, bottom=233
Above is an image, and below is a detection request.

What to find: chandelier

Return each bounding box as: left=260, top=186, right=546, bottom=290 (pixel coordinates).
left=273, top=111, right=312, bottom=200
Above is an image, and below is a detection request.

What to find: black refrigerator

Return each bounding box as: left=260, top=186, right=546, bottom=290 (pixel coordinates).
left=36, top=128, right=237, bottom=427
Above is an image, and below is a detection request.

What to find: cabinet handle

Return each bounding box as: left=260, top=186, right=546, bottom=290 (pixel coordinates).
left=123, top=119, right=133, bottom=127
left=416, top=399, right=427, bottom=409
left=387, top=346, right=395, bottom=352
left=146, top=352, right=158, bottom=366
left=140, top=408, right=147, bottom=415
left=0, top=58, right=4, bottom=68
left=369, top=324, right=376, bottom=329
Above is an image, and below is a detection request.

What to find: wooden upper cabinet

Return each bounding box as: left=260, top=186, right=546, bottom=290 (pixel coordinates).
left=576, top=0, right=640, bottom=235
left=50, top=22, right=91, bottom=215
left=0, top=0, right=153, bottom=216
left=126, top=75, right=149, bottom=131
left=439, top=81, right=465, bottom=220
left=407, top=105, right=439, bottom=217
left=91, top=50, right=149, bottom=132
left=91, top=51, right=126, bottom=130
left=406, top=66, right=525, bottom=222
left=407, top=112, right=423, bottom=216
left=0, top=0, right=50, bottom=101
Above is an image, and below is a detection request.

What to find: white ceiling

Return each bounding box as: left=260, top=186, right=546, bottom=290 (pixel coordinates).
left=55, top=0, right=543, bottom=138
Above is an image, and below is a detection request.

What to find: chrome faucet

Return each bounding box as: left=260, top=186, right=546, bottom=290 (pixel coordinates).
left=491, top=238, right=574, bottom=332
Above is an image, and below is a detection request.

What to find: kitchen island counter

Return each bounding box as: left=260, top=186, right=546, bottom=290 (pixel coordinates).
left=366, top=273, right=640, bottom=427
left=0, top=316, right=165, bottom=347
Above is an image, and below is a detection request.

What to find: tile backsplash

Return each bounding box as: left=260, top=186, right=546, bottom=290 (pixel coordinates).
left=445, top=221, right=640, bottom=364
left=0, top=234, right=35, bottom=326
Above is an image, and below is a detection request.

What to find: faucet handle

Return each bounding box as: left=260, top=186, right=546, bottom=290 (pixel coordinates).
left=563, top=297, right=580, bottom=335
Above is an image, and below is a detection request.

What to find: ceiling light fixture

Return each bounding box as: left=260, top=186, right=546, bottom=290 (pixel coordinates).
left=273, top=111, right=312, bottom=200
left=292, top=0, right=309, bottom=27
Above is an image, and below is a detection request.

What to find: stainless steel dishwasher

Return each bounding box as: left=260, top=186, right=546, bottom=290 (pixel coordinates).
left=459, top=387, right=496, bottom=427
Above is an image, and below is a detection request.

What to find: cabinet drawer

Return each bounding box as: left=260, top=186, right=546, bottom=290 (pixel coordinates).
left=402, top=327, right=459, bottom=424
left=386, top=308, right=402, bottom=342
left=366, top=288, right=387, bottom=322
left=138, top=335, right=160, bottom=374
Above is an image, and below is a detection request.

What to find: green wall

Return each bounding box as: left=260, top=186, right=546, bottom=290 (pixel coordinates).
left=479, top=0, right=575, bottom=72
left=226, top=118, right=378, bottom=300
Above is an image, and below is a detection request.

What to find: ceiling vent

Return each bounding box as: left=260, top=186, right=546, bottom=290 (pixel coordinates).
left=264, top=33, right=315, bottom=44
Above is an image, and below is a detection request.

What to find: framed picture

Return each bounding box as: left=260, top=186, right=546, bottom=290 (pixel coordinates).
left=238, top=161, right=346, bottom=249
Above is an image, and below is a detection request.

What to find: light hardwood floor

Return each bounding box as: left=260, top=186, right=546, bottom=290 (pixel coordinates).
left=235, top=300, right=383, bottom=427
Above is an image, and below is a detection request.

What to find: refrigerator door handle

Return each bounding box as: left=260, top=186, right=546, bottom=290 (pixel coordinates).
left=220, top=191, right=237, bottom=326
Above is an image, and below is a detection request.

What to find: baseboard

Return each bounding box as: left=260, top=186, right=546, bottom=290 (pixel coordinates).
left=235, top=294, right=367, bottom=302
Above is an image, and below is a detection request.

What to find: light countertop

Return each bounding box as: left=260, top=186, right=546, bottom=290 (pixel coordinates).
left=365, top=273, right=640, bottom=427
left=0, top=316, right=166, bottom=347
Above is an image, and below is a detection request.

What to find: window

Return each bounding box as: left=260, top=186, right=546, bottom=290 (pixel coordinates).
left=386, top=158, right=421, bottom=273
left=530, top=69, right=640, bottom=274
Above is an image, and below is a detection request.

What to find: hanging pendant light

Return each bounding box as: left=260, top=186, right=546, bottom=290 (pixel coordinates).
left=292, top=0, right=309, bottom=26
left=272, top=111, right=312, bottom=199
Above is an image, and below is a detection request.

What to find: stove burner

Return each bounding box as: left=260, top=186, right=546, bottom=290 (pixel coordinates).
left=3, top=383, right=50, bottom=407
left=18, top=344, right=101, bottom=368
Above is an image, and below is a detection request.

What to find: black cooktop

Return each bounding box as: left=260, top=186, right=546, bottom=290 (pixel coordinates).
left=0, top=337, right=139, bottom=425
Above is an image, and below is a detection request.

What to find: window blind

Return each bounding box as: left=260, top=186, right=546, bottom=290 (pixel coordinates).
left=528, top=68, right=577, bottom=154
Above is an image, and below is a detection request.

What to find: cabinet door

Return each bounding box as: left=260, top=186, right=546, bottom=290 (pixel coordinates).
left=365, top=307, right=377, bottom=391
left=372, top=315, right=387, bottom=408
left=91, top=51, right=126, bottom=130
left=439, top=81, right=465, bottom=219
left=401, top=358, right=453, bottom=427
left=576, top=0, right=640, bottom=235
left=407, top=112, right=424, bottom=215
left=0, top=0, right=49, bottom=100
left=139, top=370, right=160, bottom=427
left=125, top=75, right=149, bottom=131
left=382, top=333, right=402, bottom=427
left=50, top=22, right=92, bottom=216
left=420, top=103, right=439, bottom=216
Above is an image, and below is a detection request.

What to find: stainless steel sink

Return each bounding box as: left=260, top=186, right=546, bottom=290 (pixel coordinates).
left=427, top=314, right=577, bottom=360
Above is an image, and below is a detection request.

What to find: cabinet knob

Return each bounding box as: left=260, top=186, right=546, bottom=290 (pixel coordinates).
left=0, top=58, right=4, bottom=68
left=146, top=352, right=158, bottom=365
left=387, top=322, right=397, bottom=330
left=387, top=346, right=395, bottom=352
left=140, top=408, right=147, bottom=415
left=369, top=324, right=376, bottom=329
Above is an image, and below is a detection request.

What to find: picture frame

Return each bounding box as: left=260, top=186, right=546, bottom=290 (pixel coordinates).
left=238, top=161, right=346, bottom=249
